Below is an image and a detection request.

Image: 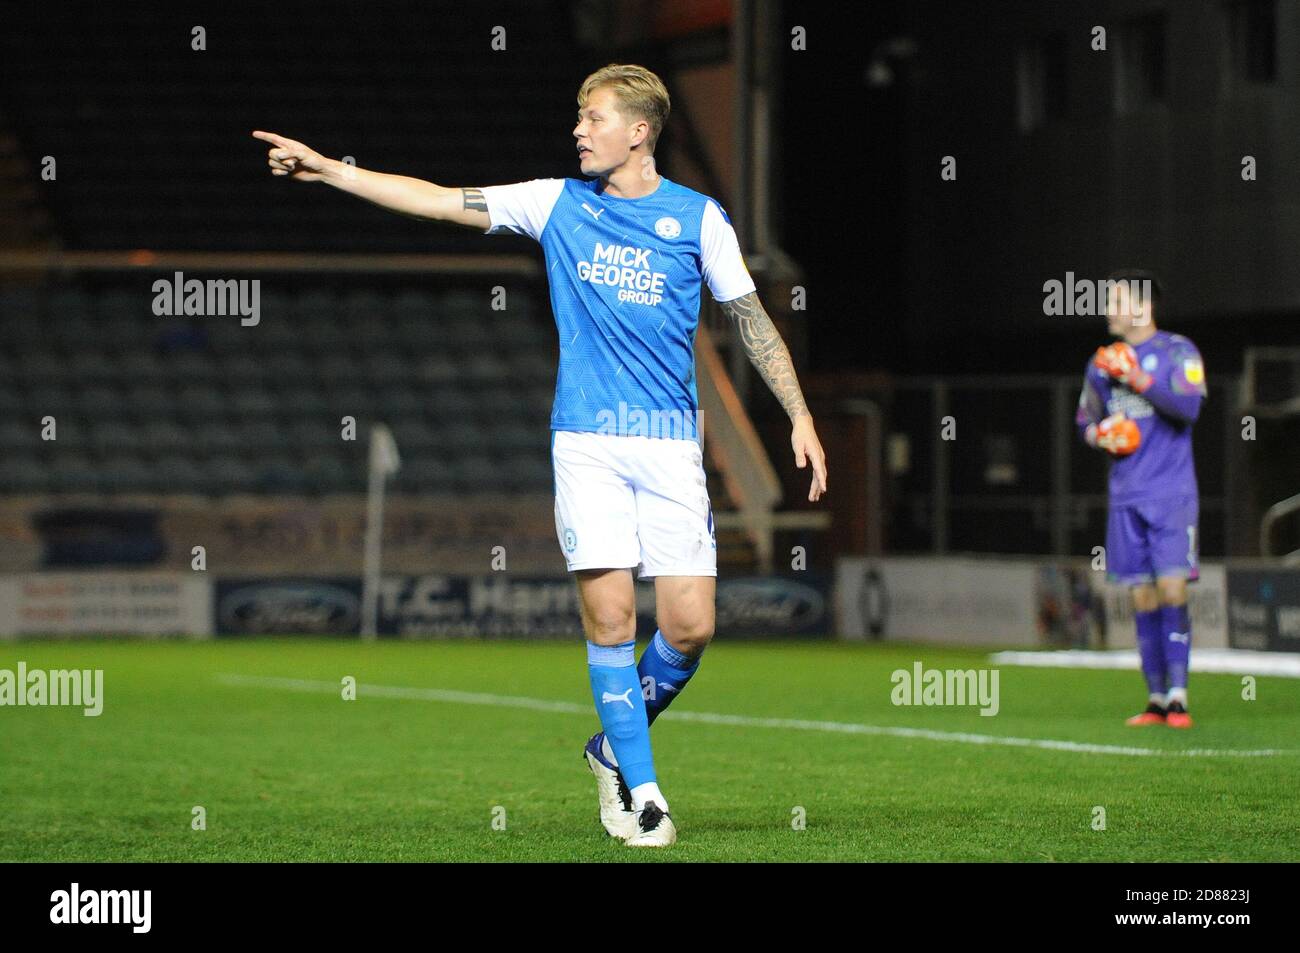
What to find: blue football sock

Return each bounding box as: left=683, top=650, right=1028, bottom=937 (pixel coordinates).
left=1134, top=608, right=1166, bottom=697
left=1161, top=603, right=1192, bottom=692
left=638, top=629, right=700, bottom=727
left=587, top=640, right=656, bottom=789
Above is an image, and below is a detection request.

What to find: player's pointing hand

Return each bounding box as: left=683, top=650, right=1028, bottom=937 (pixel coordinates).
left=253, top=130, right=331, bottom=182
left=792, top=415, right=828, bottom=502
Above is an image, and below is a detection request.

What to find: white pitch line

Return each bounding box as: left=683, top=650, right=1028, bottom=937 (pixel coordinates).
left=215, top=675, right=1293, bottom=759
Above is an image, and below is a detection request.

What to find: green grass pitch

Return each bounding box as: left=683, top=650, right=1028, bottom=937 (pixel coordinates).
left=2, top=638, right=1297, bottom=862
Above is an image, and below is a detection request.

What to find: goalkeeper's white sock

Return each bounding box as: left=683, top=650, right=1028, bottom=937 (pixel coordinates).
left=1167, top=687, right=1188, bottom=706
left=1149, top=692, right=1167, bottom=707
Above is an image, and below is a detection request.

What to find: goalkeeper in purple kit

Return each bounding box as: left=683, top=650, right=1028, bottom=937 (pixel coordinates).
left=1076, top=271, right=1206, bottom=728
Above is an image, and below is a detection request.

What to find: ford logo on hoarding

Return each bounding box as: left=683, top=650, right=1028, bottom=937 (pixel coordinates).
left=219, top=582, right=359, bottom=634
left=716, top=578, right=825, bottom=631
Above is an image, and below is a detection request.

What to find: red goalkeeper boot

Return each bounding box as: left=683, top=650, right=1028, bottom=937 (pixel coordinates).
left=1165, top=700, right=1193, bottom=728
left=1125, top=702, right=1167, bottom=726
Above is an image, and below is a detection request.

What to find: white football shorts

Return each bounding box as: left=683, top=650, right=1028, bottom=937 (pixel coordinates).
left=551, top=429, right=717, bottom=578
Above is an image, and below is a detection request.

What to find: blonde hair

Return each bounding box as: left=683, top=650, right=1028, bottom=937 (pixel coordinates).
left=578, top=64, right=671, bottom=152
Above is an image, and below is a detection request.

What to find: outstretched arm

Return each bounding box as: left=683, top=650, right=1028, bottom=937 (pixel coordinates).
left=253, top=130, right=489, bottom=230
left=717, top=292, right=827, bottom=502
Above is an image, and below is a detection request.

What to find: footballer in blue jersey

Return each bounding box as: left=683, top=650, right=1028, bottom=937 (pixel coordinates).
left=255, top=64, right=828, bottom=846
left=1076, top=272, right=1205, bottom=728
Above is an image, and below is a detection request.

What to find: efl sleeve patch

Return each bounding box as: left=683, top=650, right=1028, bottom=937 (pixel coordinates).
left=1171, top=356, right=1207, bottom=395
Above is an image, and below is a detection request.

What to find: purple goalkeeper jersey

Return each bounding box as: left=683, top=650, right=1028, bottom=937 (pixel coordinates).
left=1076, top=330, right=1207, bottom=506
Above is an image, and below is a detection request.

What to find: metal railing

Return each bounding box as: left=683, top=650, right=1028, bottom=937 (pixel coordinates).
left=1261, top=492, right=1300, bottom=564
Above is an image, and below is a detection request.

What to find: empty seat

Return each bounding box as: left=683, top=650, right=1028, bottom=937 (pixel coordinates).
left=426, top=388, right=477, bottom=420
left=47, top=453, right=101, bottom=494
left=280, top=386, right=330, bottom=416
left=91, top=420, right=144, bottom=453
left=0, top=420, right=42, bottom=452
left=443, top=421, right=483, bottom=450
left=326, top=387, right=376, bottom=418
left=304, top=454, right=360, bottom=494
left=515, top=352, right=554, bottom=382
left=169, top=351, right=220, bottom=382
left=340, top=289, right=386, bottom=321
left=363, top=350, right=414, bottom=382
left=393, top=289, right=435, bottom=317
left=415, top=355, right=460, bottom=386
left=451, top=454, right=503, bottom=492
left=124, top=385, right=174, bottom=418
left=44, top=416, right=90, bottom=450
left=54, top=317, right=105, bottom=352
left=236, top=419, right=288, bottom=450
left=393, top=316, right=431, bottom=348
left=492, top=421, right=544, bottom=451
left=256, top=457, right=310, bottom=494
left=49, top=288, right=93, bottom=318
left=316, top=353, right=367, bottom=384
left=395, top=455, right=453, bottom=493
left=15, top=352, right=73, bottom=386
left=374, top=389, right=425, bottom=419
left=493, top=319, right=548, bottom=351
left=96, top=289, right=148, bottom=320
left=504, top=453, right=553, bottom=492
left=264, top=352, right=313, bottom=382
left=153, top=454, right=206, bottom=493
left=98, top=456, right=155, bottom=494
left=68, top=348, right=121, bottom=380
left=175, top=384, right=227, bottom=420
left=288, top=419, right=338, bottom=451
left=77, top=385, right=125, bottom=419
left=24, top=386, right=80, bottom=418
left=474, top=388, right=526, bottom=419
left=292, top=289, right=339, bottom=320
left=198, top=457, right=256, bottom=496
left=139, top=420, right=193, bottom=454
left=390, top=418, right=440, bottom=453
left=0, top=456, right=48, bottom=493
left=119, top=351, right=167, bottom=383
left=194, top=421, right=243, bottom=455
left=231, top=388, right=277, bottom=416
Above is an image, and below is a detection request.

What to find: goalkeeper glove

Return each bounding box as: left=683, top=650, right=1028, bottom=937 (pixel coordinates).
left=1093, top=343, right=1151, bottom=392
left=1087, top=413, right=1141, bottom=456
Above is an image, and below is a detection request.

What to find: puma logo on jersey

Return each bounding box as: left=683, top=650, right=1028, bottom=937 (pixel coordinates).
left=602, top=688, right=634, bottom=708
left=581, top=202, right=605, bottom=220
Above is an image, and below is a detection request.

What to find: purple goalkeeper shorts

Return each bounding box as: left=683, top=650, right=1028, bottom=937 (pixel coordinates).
left=1106, top=495, right=1200, bottom=586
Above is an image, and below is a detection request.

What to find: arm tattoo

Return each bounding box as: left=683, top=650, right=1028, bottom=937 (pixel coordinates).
left=461, top=187, right=487, bottom=212
left=718, top=292, right=810, bottom=419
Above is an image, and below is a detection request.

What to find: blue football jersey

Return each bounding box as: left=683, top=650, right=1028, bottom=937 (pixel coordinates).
left=482, top=176, right=755, bottom=439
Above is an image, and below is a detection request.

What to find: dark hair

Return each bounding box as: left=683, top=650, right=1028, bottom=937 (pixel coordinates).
left=1106, top=268, right=1163, bottom=309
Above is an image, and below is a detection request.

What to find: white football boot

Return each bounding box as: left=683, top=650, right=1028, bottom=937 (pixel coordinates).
left=583, top=732, right=638, bottom=839
left=625, top=800, right=677, bottom=847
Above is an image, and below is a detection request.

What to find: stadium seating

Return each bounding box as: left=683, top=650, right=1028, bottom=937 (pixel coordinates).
left=0, top=6, right=579, bottom=253
left=0, top=282, right=558, bottom=498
